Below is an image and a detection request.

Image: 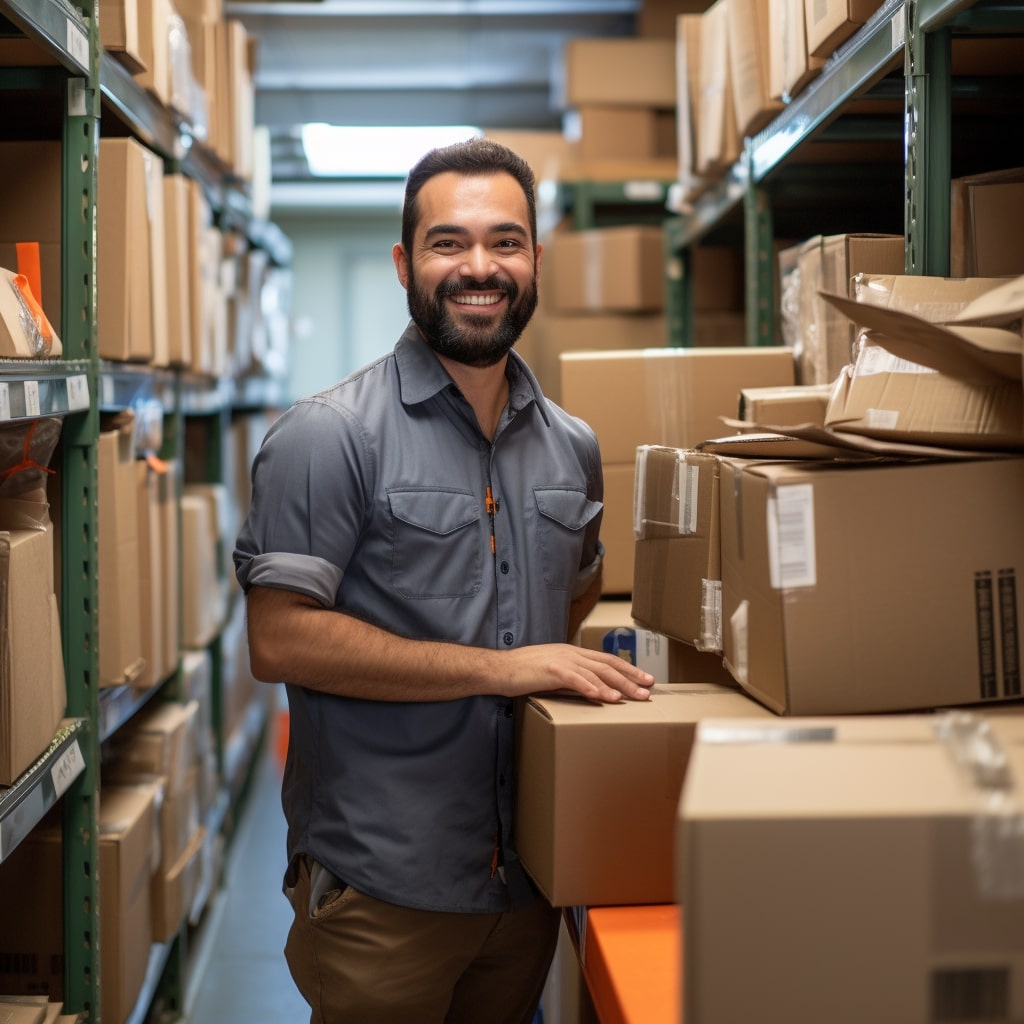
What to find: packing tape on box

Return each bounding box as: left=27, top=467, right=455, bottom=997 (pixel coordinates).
left=935, top=710, right=1024, bottom=900
left=632, top=445, right=702, bottom=538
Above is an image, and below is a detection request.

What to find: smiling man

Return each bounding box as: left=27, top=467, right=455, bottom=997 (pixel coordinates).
left=234, top=137, right=652, bottom=1024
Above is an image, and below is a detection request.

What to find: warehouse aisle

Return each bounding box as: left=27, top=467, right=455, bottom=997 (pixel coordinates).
left=186, top=721, right=306, bottom=1024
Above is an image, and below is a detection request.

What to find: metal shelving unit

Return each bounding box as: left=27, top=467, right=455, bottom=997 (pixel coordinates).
left=0, top=0, right=290, bottom=1019
left=665, top=0, right=1024, bottom=346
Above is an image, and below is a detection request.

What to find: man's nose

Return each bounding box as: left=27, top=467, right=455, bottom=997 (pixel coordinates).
left=459, top=244, right=496, bottom=279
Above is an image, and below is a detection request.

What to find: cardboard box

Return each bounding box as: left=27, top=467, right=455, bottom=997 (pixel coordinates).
left=106, top=699, right=200, bottom=793
left=563, top=38, right=677, bottom=108
left=599, top=462, right=636, bottom=596
left=100, top=0, right=146, bottom=72
left=134, top=459, right=165, bottom=691
left=675, top=13, right=705, bottom=195
left=527, top=311, right=666, bottom=404
left=574, top=106, right=659, bottom=162
left=560, top=346, right=796, bottom=464
left=98, top=138, right=154, bottom=362
left=0, top=782, right=157, bottom=1023
left=727, top=0, right=784, bottom=137
left=515, top=682, right=773, bottom=906
left=549, top=226, right=666, bottom=313
left=0, top=142, right=63, bottom=244
left=0, top=524, right=66, bottom=785
left=98, top=420, right=145, bottom=687
left=770, top=0, right=825, bottom=99
left=788, top=232, right=905, bottom=385
left=719, top=455, right=1024, bottom=714
left=805, top=0, right=881, bottom=57
left=697, top=0, right=742, bottom=175
left=678, top=713, right=1024, bottom=1022
left=632, top=447, right=723, bottom=652
left=737, top=383, right=833, bottom=426
left=181, top=491, right=227, bottom=647
left=482, top=129, right=576, bottom=184
left=152, top=823, right=205, bottom=942
left=823, top=274, right=1023, bottom=447
left=576, top=598, right=734, bottom=684
left=950, top=167, right=1024, bottom=277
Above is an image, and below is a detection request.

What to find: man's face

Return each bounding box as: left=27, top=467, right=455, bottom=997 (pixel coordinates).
left=393, top=171, right=541, bottom=368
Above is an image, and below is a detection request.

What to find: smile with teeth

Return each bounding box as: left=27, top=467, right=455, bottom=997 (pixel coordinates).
left=451, top=292, right=504, bottom=306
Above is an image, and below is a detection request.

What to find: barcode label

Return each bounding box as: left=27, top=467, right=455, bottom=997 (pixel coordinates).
left=932, top=967, right=1009, bottom=1021
left=768, top=484, right=816, bottom=589
left=23, top=380, right=40, bottom=416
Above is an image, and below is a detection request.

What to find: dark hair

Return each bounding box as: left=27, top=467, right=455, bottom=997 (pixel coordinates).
left=401, top=137, right=538, bottom=256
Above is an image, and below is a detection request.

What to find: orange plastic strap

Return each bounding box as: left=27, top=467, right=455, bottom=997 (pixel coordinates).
left=15, top=242, right=42, bottom=311
left=146, top=453, right=169, bottom=474
left=0, top=420, right=56, bottom=484
left=13, top=273, right=54, bottom=345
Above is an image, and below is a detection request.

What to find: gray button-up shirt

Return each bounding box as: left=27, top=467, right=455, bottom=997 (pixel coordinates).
left=234, top=323, right=604, bottom=913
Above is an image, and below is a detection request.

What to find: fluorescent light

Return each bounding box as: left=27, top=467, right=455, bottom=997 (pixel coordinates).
left=302, top=123, right=483, bottom=178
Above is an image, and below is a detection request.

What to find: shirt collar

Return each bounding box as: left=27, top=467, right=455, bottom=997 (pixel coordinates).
left=395, top=321, right=553, bottom=428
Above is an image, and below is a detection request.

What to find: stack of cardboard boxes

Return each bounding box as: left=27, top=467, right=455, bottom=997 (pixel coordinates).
left=522, top=265, right=1024, bottom=1021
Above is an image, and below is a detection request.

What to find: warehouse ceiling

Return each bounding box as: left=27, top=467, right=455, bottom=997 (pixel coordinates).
left=223, top=0, right=642, bottom=193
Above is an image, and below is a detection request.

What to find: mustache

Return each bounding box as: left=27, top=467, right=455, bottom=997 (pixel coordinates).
left=435, top=276, right=517, bottom=299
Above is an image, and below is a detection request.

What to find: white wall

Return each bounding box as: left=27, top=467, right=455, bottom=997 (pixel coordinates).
left=274, top=210, right=411, bottom=405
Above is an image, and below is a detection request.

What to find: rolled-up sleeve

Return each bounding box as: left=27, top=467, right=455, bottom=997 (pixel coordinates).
left=234, top=397, right=372, bottom=608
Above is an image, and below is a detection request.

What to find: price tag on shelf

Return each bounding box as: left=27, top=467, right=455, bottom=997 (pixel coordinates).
left=23, top=380, right=41, bottom=417
left=66, top=374, right=89, bottom=411
left=0, top=383, right=9, bottom=421
left=51, top=739, right=84, bottom=799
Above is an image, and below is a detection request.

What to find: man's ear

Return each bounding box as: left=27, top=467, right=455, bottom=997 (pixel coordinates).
left=392, top=242, right=410, bottom=290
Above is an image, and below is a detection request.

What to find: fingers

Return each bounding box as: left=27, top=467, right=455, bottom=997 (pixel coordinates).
left=559, top=649, right=654, bottom=704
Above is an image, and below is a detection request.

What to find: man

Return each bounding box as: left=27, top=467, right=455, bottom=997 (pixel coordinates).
left=234, top=137, right=653, bottom=1024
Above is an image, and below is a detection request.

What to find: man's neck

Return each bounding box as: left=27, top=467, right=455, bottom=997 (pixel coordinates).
left=438, top=353, right=510, bottom=442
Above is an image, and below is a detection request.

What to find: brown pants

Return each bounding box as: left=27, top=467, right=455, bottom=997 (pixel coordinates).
left=284, top=855, right=559, bottom=1024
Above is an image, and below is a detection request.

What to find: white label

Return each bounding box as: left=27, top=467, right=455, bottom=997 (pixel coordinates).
left=623, top=180, right=663, bottom=201
left=51, top=739, right=84, bottom=798
left=729, top=600, right=750, bottom=685
left=679, top=461, right=699, bottom=535
left=768, top=484, right=817, bottom=589
left=865, top=407, right=900, bottom=429
left=635, top=628, right=670, bottom=682
left=66, top=25, right=89, bottom=70
left=0, top=382, right=9, bottom=421
left=23, top=380, right=41, bottom=417
left=856, top=345, right=933, bottom=376
left=66, top=374, right=89, bottom=411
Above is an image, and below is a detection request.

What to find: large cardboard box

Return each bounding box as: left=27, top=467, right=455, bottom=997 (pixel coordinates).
left=549, top=226, right=666, bottom=313
left=482, top=129, right=576, bottom=184
left=950, top=167, right=1024, bottom=277
left=563, top=38, right=677, bottom=108
left=719, top=455, right=1024, bottom=715
left=98, top=420, right=145, bottom=687
left=737, top=382, right=833, bottom=426
left=0, top=524, right=66, bottom=785
left=574, top=106, right=659, bottom=162
left=599, top=462, right=637, bottom=596
left=100, top=0, right=146, bottom=72
left=675, top=13, right=705, bottom=196
left=632, top=447, right=723, bottom=652
left=516, top=682, right=773, bottom=906
left=98, top=138, right=154, bottom=362
left=678, top=713, right=1024, bottom=1022
left=823, top=274, right=1022, bottom=447
left=560, top=346, right=796, bottom=463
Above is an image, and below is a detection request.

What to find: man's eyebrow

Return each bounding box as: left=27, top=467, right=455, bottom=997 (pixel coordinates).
left=423, top=222, right=528, bottom=240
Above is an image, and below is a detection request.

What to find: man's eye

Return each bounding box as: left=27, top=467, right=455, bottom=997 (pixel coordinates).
left=497, top=239, right=521, bottom=249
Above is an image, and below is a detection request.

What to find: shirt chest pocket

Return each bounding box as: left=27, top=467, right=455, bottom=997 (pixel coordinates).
left=534, top=487, right=602, bottom=591
left=388, top=488, right=482, bottom=600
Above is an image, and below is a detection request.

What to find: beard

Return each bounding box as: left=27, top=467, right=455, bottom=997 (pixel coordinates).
left=406, top=269, right=539, bottom=368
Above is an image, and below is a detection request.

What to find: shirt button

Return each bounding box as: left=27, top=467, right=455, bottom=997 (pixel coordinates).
left=503, top=631, right=514, bottom=646
left=500, top=560, right=510, bottom=574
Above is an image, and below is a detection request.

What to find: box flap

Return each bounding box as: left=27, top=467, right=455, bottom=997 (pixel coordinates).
left=952, top=273, right=1024, bottom=327
left=821, top=289, right=1022, bottom=382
